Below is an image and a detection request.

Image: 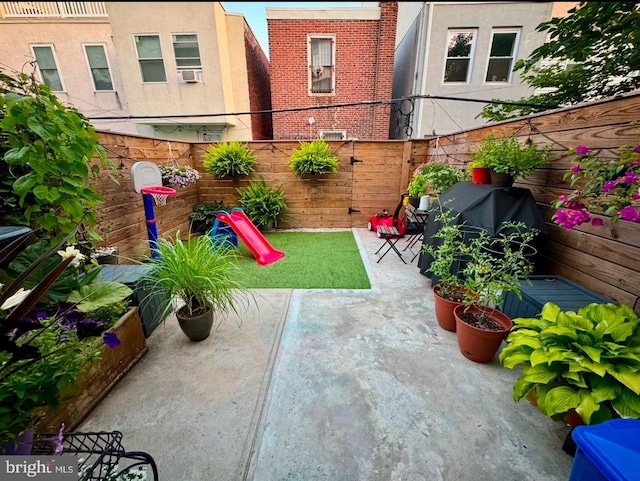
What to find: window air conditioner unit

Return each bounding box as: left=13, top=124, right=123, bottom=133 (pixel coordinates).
left=180, top=69, right=199, bottom=83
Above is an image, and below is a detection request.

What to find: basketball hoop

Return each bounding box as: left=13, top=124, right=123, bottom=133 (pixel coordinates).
left=141, top=186, right=177, bottom=206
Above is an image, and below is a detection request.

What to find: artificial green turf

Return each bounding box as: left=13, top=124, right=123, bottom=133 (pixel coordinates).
left=231, top=231, right=371, bottom=289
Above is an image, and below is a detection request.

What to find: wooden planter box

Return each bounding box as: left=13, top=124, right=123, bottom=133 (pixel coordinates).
left=35, top=307, right=148, bottom=432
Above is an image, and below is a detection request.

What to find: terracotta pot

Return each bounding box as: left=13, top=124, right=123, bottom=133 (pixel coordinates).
left=177, top=305, right=214, bottom=342
left=490, top=170, right=515, bottom=187
left=471, top=167, right=492, bottom=184
left=432, top=284, right=464, bottom=332
left=454, top=304, right=513, bottom=363
left=564, top=408, right=585, bottom=428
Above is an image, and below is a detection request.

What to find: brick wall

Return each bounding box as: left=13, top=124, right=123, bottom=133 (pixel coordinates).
left=268, top=3, right=397, bottom=140
left=243, top=20, right=273, bottom=140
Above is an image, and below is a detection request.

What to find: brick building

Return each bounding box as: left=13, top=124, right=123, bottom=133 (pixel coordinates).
left=267, top=2, right=397, bottom=141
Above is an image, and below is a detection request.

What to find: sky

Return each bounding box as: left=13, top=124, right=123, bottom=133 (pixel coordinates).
left=221, top=2, right=363, bottom=58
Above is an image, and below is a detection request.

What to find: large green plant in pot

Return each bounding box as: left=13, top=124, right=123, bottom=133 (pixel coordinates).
left=203, top=141, right=257, bottom=178
left=289, top=138, right=339, bottom=178
left=499, top=302, right=640, bottom=425
left=237, top=180, right=288, bottom=230
left=139, top=232, right=249, bottom=342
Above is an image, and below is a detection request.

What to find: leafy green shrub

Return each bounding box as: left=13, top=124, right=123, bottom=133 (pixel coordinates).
left=407, top=174, right=428, bottom=198
left=202, top=141, right=257, bottom=178
left=191, top=201, right=232, bottom=233
left=0, top=69, right=115, bottom=244
left=499, top=302, right=640, bottom=425
left=420, top=163, right=466, bottom=194
left=237, top=180, right=288, bottom=229
left=289, top=139, right=339, bottom=178
left=470, top=135, right=552, bottom=180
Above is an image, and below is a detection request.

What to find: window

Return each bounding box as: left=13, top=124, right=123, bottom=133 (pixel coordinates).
left=443, top=30, right=476, bottom=83
left=319, top=130, right=346, bottom=140
left=308, top=36, right=335, bottom=94
left=172, top=34, right=201, bottom=69
left=134, top=35, right=166, bottom=83
left=32, top=45, right=63, bottom=91
left=200, top=131, right=221, bottom=142
left=485, top=30, right=520, bottom=83
left=84, top=44, right=114, bottom=90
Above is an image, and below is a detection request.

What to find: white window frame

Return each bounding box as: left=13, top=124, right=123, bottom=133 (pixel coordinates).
left=30, top=44, right=65, bottom=91
left=442, top=29, right=477, bottom=84
left=319, top=130, right=347, bottom=140
left=172, top=33, right=204, bottom=84
left=200, top=131, right=222, bottom=142
left=484, top=28, right=521, bottom=84
left=308, top=34, right=336, bottom=96
left=133, top=34, right=167, bottom=84
left=82, top=43, right=115, bottom=92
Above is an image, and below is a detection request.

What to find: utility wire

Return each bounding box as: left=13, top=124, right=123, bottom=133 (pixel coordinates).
left=86, top=94, right=557, bottom=121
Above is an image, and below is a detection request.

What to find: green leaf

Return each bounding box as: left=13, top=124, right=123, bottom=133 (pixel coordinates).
left=4, top=145, right=30, bottom=163
left=575, top=392, right=599, bottom=424
left=540, top=326, right=577, bottom=340
left=609, top=367, right=640, bottom=395
left=502, top=351, right=533, bottom=370
left=67, top=282, right=133, bottom=312
left=512, top=378, right=535, bottom=402
left=12, top=175, right=37, bottom=197
left=579, top=345, right=602, bottom=363
left=530, top=349, right=551, bottom=366
left=538, top=386, right=582, bottom=417
left=522, top=364, right=558, bottom=384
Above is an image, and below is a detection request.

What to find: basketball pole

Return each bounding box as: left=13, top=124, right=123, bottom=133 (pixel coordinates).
left=142, top=193, right=160, bottom=258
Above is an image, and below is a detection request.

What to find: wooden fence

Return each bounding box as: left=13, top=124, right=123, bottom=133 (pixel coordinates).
left=91, top=92, right=640, bottom=312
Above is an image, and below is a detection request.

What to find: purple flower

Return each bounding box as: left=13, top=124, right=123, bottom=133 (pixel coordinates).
left=571, top=165, right=582, bottom=173
left=591, top=217, right=604, bottom=227
left=634, top=145, right=640, bottom=153
left=618, top=171, right=639, bottom=185
left=553, top=208, right=591, bottom=230
left=633, top=193, right=640, bottom=200
left=619, top=205, right=640, bottom=223
left=575, top=145, right=589, bottom=155
left=103, top=332, right=121, bottom=348
left=628, top=159, right=640, bottom=166
left=602, top=181, right=616, bottom=193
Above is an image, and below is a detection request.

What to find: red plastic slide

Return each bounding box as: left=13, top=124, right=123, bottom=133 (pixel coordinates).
left=214, top=210, right=285, bottom=266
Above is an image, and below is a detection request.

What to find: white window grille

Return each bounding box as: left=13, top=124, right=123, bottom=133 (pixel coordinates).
left=319, top=130, right=347, bottom=140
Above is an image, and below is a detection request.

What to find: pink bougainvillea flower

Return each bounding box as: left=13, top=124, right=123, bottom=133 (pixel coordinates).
left=553, top=208, right=591, bottom=230
left=634, top=145, right=640, bottom=153
left=628, top=158, right=640, bottom=166
left=591, top=217, right=604, bottom=227
left=575, top=145, right=589, bottom=155
left=619, top=205, right=640, bottom=223
left=558, top=194, right=568, bottom=202
left=602, top=181, right=616, bottom=192
left=633, top=193, right=640, bottom=200
left=571, top=165, right=582, bottom=173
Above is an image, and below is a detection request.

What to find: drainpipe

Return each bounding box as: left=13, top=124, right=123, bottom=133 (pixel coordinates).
left=413, top=2, right=433, bottom=139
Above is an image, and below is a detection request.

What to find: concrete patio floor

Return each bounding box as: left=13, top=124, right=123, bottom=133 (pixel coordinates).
left=80, top=228, right=575, bottom=480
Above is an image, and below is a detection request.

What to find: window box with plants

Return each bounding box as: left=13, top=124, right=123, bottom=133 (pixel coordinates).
left=289, top=138, right=339, bottom=178
left=470, top=135, right=552, bottom=187
left=0, top=234, right=139, bottom=453
left=203, top=141, right=257, bottom=179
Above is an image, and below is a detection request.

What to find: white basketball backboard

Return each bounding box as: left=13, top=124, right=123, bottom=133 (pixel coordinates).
left=131, top=162, right=163, bottom=193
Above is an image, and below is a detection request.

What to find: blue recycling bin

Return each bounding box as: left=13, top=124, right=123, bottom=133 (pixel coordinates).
left=569, top=419, right=640, bottom=481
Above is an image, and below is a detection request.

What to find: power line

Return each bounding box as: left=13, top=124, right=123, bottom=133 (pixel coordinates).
left=86, top=95, right=556, bottom=121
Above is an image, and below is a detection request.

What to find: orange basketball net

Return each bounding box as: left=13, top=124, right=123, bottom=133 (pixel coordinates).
left=141, top=186, right=177, bottom=206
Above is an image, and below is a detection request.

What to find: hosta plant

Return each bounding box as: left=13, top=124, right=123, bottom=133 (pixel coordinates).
left=499, top=302, right=640, bottom=425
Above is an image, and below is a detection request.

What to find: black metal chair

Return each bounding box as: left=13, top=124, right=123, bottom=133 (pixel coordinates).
left=375, top=225, right=406, bottom=264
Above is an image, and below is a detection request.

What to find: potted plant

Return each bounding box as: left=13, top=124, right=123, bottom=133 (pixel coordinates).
left=454, top=221, right=539, bottom=362
left=288, top=138, right=339, bottom=178
left=468, top=160, right=492, bottom=185
left=499, top=302, right=640, bottom=426
left=237, top=179, right=288, bottom=231
left=159, top=164, right=201, bottom=188
left=421, top=203, right=477, bottom=332
left=420, top=162, right=466, bottom=195
left=407, top=173, right=428, bottom=208
left=139, top=231, right=249, bottom=342
left=203, top=141, right=257, bottom=178
left=470, top=135, right=552, bottom=187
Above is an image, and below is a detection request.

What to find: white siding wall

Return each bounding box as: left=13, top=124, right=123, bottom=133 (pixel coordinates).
left=396, top=2, right=424, bottom=47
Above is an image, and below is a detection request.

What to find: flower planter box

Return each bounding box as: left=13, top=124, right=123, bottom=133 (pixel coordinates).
left=35, top=307, right=148, bottom=432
